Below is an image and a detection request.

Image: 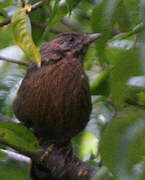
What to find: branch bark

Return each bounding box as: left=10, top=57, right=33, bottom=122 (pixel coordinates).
left=0, top=140, right=99, bottom=180
left=0, top=115, right=101, bottom=180
left=32, top=145, right=99, bottom=180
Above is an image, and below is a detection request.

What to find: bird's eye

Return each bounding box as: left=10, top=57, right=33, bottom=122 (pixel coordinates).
left=67, top=37, right=75, bottom=42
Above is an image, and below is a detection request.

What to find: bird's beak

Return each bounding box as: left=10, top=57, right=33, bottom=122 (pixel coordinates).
left=85, top=33, right=102, bottom=44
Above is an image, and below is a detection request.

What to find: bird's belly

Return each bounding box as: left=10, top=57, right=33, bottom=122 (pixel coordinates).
left=13, top=62, right=92, bottom=142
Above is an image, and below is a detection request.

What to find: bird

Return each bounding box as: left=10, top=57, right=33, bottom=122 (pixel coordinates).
left=13, top=32, right=101, bottom=146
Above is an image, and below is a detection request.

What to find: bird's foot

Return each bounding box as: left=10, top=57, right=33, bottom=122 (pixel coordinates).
left=40, top=144, right=55, bottom=162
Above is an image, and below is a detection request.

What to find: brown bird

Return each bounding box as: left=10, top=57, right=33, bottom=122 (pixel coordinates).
left=13, top=32, right=101, bottom=145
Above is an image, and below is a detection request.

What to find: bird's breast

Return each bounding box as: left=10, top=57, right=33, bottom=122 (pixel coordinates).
left=13, top=59, right=92, bottom=141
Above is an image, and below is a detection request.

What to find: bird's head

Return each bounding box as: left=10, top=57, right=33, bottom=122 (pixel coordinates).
left=40, top=32, right=101, bottom=65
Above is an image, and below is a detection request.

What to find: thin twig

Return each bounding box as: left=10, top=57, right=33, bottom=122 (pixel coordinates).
left=30, top=1, right=43, bottom=12
left=0, top=149, right=30, bottom=164
left=0, top=56, right=29, bottom=66
left=111, top=23, right=144, bottom=41
left=0, top=1, right=43, bottom=27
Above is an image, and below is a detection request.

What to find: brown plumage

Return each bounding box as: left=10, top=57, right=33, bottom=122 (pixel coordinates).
left=13, top=32, right=101, bottom=144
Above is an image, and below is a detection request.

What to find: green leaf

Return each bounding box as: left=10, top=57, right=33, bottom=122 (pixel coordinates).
left=41, top=0, right=81, bottom=40
left=114, top=2, right=131, bottom=32
left=90, top=67, right=111, bottom=96
left=0, top=69, right=25, bottom=117
left=0, top=122, right=41, bottom=152
left=0, top=26, right=13, bottom=49
left=0, top=159, right=30, bottom=180
left=100, top=107, right=145, bottom=178
left=11, top=8, right=41, bottom=66
left=0, top=0, right=15, bottom=10
left=108, top=48, right=142, bottom=109
left=54, top=0, right=81, bottom=21
left=66, top=0, right=81, bottom=15
left=41, top=0, right=60, bottom=40
left=72, top=131, right=98, bottom=160
left=0, top=151, right=8, bottom=161
left=124, top=0, right=140, bottom=26
left=140, top=0, right=145, bottom=74
left=91, top=0, right=121, bottom=65
left=138, top=91, right=145, bottom=105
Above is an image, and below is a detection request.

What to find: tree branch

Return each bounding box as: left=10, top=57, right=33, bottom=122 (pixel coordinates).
left=0, top=138, right=99, bottom=180
left=0, top=56, right=29, bottom=66
left=0, top=140, right=99, bottom=180
left=0, top=1, right=43, bottom=27
left=0, top=115, right=101, bottom=180
left=33, top=145, right=99, bottom=180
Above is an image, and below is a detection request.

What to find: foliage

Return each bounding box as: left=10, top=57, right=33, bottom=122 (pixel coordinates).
left=0, top=122, right=41, bottom=152
left=0, top=0, right=145, bottom=179
left=11, top=7, right=41, bottom=66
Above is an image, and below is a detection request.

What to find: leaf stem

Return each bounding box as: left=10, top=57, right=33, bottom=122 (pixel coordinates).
left=0, top=56, right=29, bottom=66
left=111, top=23, right=144, bottom=41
